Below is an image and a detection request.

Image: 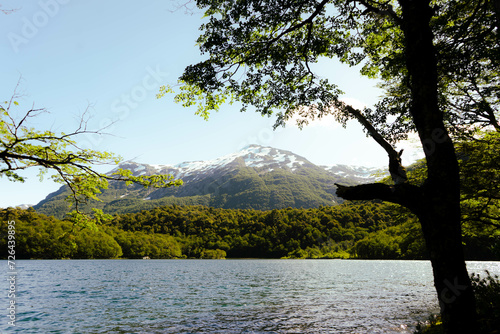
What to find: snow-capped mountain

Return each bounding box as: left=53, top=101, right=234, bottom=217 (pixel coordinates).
left=113, top=144, right=381, bottom=183
left=114, top=145, right=313, bottom=179
left=35, top=145, right=386, bottom=217
left=321, top=164, right=385, bottom=183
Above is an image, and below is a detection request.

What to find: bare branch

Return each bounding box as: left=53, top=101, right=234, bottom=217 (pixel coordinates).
left=335, top=182, right=421, bottom=211
left=1, top=84, right=181, bottom=221
left=168, top=0, right=200, bottom=15
left=0, top=5, right=20, bottom=15
left=342, top=103, right=408, bottom=184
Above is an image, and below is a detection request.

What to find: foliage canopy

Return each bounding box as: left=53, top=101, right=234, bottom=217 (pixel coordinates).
left=1, top=83, right=182, bottom=226
left=160, top=0, right=499, bottom=140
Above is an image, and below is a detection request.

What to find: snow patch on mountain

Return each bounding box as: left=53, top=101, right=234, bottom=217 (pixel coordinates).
left=112, top=145, right=386, bottom=183
left=136, top=145, right=312, bottom=180
left=321, top=164, right=387, bottom=181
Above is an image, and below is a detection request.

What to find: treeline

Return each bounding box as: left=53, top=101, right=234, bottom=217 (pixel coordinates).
left=107, top=201, right=500, bottom=260
left=0, top=208, right=181, bottom=259
left=110, top=202, right=424, bottom=259
left=2, top=133, right=498, bottom=260
left=3, top=200, right=499, bottom=260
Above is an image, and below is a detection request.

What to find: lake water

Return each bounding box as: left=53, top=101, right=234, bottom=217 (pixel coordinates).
left=1, top=259, right=499, bottom=333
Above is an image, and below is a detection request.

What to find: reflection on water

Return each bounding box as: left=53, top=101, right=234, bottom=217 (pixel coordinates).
left=1, top=259, right=499, bottom=333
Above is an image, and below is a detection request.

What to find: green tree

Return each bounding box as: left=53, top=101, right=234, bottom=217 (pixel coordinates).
left=403, top=132, right=500, bottom=259
left=458, top=131, right=500, bottom=229
left=1, top=82, right=182, bottom=226
left=161, top=1, right=499, bottom=331
left=73, top=228, right=123, bottom=259
left=200, top=248, right=226, bottom=259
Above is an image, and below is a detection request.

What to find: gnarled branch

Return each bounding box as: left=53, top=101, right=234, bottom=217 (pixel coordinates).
left=335, top=182, right=421, bottom=212
left=342, top=103, right=408, bottom=185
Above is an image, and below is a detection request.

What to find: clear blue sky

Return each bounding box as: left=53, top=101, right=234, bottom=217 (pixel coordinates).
left=0, top=0, right=423, bottom=207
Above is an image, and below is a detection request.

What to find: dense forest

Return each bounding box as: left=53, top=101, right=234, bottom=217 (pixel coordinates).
left=3, top=132, right=498, bottom=261
left=2, top=135, right=498, bottom=261
left=2, top=199, right=498, bottom=260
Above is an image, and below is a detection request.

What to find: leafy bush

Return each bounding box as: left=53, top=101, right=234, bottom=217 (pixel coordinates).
left=200, top=249, right=226, bottom=259
left=415, top=271, right=500, bottom=333
left=470, top=270, right=500, bottom=331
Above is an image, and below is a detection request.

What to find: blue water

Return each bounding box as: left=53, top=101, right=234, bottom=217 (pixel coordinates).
left=1, top=260, right=499, bottom=333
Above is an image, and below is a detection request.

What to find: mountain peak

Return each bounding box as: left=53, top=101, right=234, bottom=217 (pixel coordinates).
left=35, top=145, right=387, bottom=217
left=242, top=143, right=264, bottom=149
left=107, top=146, right=385, bottom=185
left=156, top=145, right=312, bottom=179
left=112, top=145, right=384, bottom=181
left=234, top=145, right=312, bottom=171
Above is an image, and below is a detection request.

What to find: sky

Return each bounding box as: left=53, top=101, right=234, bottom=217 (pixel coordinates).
left=0, top=0, right=424, bottom=207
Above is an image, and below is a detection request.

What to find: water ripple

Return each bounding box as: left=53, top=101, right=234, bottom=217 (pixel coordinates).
left=1, top=260, right=498, bottom=333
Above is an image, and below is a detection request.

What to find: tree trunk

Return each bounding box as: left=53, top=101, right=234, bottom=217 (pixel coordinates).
left=414, top=196, right=477, bottom=333
left=398, top=1, right=477, bottom=332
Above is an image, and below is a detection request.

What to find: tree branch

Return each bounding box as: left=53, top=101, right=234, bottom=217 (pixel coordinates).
left=335, top=182, right=421, bottom=211
left=268, top=0, right=330, bottom=45
left=342, top=103, right=408, bottom=184
left=355, top=0, right=402, bottom=25
left=1, top=83, right=182, bottom=224
left=0, top=5, right=20, bottom=15
left=241, top=0, right=330, bottom=65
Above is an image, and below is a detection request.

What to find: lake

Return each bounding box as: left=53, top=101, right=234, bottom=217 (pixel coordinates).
left=2, top=259, right=499, bottom=333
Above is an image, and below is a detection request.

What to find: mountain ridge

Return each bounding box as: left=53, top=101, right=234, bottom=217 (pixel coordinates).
left=34, top=145, right=386, bottom=217
left=111, top=144, right=382, bottom=182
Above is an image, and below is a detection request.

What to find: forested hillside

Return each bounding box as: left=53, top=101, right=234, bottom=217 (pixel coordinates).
left=34, top=166, right=351, bottom=218
left=5, top=133, right=498, bottom=261
left=34, top=145, right=379, bottom=218
left=3, top=201, right=498, bottom=260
